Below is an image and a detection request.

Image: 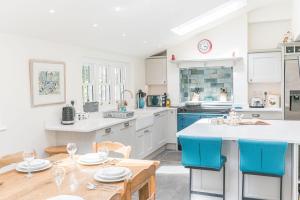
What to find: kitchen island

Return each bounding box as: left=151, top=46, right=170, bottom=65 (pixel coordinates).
left=177, top=119, right=300, bottom=200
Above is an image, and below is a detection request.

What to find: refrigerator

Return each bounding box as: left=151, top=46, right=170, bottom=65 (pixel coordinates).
left=284, top=55, right=300, bottom=120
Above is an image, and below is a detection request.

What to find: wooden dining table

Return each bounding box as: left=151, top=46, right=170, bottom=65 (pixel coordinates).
left=0, top=154, right=160, bottom=200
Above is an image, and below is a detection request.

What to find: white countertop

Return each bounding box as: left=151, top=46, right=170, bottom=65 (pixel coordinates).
left=45, top=107, right=176, bottom=133
left=177, top=119, right=300, bottom=144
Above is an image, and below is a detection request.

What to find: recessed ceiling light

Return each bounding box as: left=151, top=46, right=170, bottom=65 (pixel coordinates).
left=122, top=33, right=127, bottom=37
left=171, top=0, right=247, bottom=36
left=143, top=41, right=148, bottom=44
left=114, top=6, right=121, bottom=12
left=92, top=24, right=99, bottom=28
left=48, top=9, right=56, bottom=14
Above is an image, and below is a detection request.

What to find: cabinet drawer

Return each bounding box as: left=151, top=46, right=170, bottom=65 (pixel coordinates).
left=237, top=111, right=282, bottom=120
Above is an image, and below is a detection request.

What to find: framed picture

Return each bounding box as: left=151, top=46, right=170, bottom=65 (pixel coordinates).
left=29, top=59, right=66, bottom=107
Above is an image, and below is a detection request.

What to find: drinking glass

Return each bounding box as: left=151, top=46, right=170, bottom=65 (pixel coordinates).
left=67, top=143, right=78, bottom=161
left=97, top=145, right=109, bottom=160
left=52, top=166, right=65, bottom=194
left=22, top=150, right=35, bottom=178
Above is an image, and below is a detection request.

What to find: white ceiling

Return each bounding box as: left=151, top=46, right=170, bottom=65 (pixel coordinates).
left=0, top=0, right=287, bottom=57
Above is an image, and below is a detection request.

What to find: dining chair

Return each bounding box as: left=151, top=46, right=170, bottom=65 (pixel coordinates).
left=121, top=164, right=156, bottom=200
left=44, top=145, right=67, bottom=156
left=238, top=139, right=288, bottom=200
left=0, top=152, right=24, bottom=168
left=179, top=135, right=226, bottom=200
left=92, top=141, right=132, bottom=159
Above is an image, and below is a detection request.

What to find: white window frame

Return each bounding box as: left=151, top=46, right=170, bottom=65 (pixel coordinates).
left=82, top=59, right=127, bottom=107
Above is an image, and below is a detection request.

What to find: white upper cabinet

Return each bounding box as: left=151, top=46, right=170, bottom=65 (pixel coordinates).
left=248, top=52, right=282, bottom=83
left=145, top=57, right=167, bottom=85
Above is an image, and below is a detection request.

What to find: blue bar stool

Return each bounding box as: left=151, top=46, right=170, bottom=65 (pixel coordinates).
left=179, top=135, right=226, bottom=200
left=238, top=139, right=288, bottom=200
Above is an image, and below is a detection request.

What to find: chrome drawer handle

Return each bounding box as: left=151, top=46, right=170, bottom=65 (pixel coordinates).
left=154, top=113, right=160, bottom=117
left=124, top=122, right=129, bottom=127
left=105, top=128, right=111, bottom=134
left=144, top=130, right=150, bottom=133
left=252, top=114, right=260, bottom=118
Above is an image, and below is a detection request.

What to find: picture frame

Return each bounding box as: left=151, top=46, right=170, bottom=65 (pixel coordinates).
left=29, top=59, right=66, bottom=107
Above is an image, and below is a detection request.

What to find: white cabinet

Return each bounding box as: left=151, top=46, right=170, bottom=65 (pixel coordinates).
left=236, top=111, right=282, bottom=120
left=152, top=111, right=168, bottom=149
left=166, top=109, right=177, bottom=143
left=145, top=57, right=167, bottom=85
left=135, top=126, right=153, bottom=159
left=248, top=52, right=282, bottom=83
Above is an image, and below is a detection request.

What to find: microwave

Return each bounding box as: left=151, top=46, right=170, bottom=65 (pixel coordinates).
left=147, top=95, right=166, bottom=107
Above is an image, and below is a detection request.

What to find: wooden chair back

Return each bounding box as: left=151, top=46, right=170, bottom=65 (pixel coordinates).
left=122, top=164, right=157, bottom=200
left=0, top=152, right=24, bottom=168
left=92, top=141, right=132, bottom=159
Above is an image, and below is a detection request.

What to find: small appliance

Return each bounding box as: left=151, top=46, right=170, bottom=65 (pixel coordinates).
left=147, top=95, right=168, bottom=107
left=250, top=97, right=264, bottom=108
left=61, top=102, right=75, bottom=125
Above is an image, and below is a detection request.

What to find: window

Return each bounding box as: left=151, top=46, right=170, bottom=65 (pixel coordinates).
left=180, top=66, right=233, bottom=102
left=82, top=60, right=126, bottom=105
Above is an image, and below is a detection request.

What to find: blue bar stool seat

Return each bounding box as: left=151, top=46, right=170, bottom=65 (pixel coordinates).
left=179, top=135, right=226, bottom=200
left=238, top=139, right=288, bottom=200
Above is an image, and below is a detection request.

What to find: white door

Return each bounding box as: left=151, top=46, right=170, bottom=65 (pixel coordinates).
left=248, top=52, right=282, bottom=83
left=146, top=57, right=167, bottom=85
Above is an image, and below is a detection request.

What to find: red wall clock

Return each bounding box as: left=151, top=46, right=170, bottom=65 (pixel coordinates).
left=197, top=39, right=212, bottom=54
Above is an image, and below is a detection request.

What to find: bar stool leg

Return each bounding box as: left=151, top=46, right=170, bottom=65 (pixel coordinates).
left=280, top=176, right=283, bottom=200
left=241, top=173, right=245, bottom=200
left=189, top=168, right=192, bottom=200
left=223, top=165, right=225, bottom=200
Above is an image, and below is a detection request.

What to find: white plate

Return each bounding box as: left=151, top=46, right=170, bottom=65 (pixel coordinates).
left=47, top=195, right=85, bottom=200
left=16, top=163, right=52, bottom=173
left=101, top=167, right=126, bottom=177
left=18, top=159, right=50, bottom=170
left=77, top=158, right=108, bottom=166
left=94, top=167, right=132, bottom=183
left=79, top=153, right=105, bottom=163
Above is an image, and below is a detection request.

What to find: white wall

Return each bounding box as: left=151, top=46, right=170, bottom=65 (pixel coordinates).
left=0, top=34, right=145, bottom=157
left=248, top=20, right=291, bottom=50
left=167, top=15, right=248, bottom=106
left=292, top=0, right=300, bottom=41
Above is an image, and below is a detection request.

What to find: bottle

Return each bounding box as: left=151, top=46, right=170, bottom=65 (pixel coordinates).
left=162, top=93, right=167, bottom=107
left=166, top=99, right=171, bottom=108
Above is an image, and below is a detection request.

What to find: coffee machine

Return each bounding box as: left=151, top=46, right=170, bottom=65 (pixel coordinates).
left=61, top=101, right=75, bottom=125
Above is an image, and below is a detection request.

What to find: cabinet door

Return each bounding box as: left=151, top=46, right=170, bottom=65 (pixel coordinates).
left=167, top=109, right=177, bottom=143
left=144, top=127, right=153, bottom=156
left=135, top=129, right=145, bottom=159
left=248, top=52, right=281, bottom=83
left=153, top=111, right=168, bottom=149
left=145, top=57, right=167, bottom=85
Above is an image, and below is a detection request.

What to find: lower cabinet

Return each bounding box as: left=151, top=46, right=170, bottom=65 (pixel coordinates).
left=135, top=126, right=153, bottom=159
left=236, top=111, right=283, bottom=120
left=153, top=111, right=168, bottom=150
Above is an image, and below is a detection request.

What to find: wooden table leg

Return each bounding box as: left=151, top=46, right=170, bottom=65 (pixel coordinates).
left=138, top=181, right=150, bottom=200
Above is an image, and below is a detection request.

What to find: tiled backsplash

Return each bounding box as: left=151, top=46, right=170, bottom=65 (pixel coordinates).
left=180, top=67, right=233, bottom=102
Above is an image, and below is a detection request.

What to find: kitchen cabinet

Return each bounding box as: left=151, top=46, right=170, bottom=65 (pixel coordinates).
left=153, top=111, right=168, bottom=149
left=236, top=111, right=283, bottom=120
left=166, top=109, right=177, bottom=143
left=145, top=57, right=167, bottom=85
left=248, top=52, right=282, bottom=83
left=135, top=126, right=153, bottom=159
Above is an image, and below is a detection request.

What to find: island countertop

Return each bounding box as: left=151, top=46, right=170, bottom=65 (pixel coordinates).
left=177, top=119, right=300, bottom=144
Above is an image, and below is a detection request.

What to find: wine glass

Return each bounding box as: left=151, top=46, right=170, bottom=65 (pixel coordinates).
left=67, top=143, right=78, bottom=161
left=22, top=150, right=35, bottom=178
left=97, top=145, right=109, bottom=160
left=52, top=166, right=65, bottom=194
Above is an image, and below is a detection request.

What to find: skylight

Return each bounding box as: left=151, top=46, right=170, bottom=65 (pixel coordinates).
left=171, top=0, right=247, bottom=36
